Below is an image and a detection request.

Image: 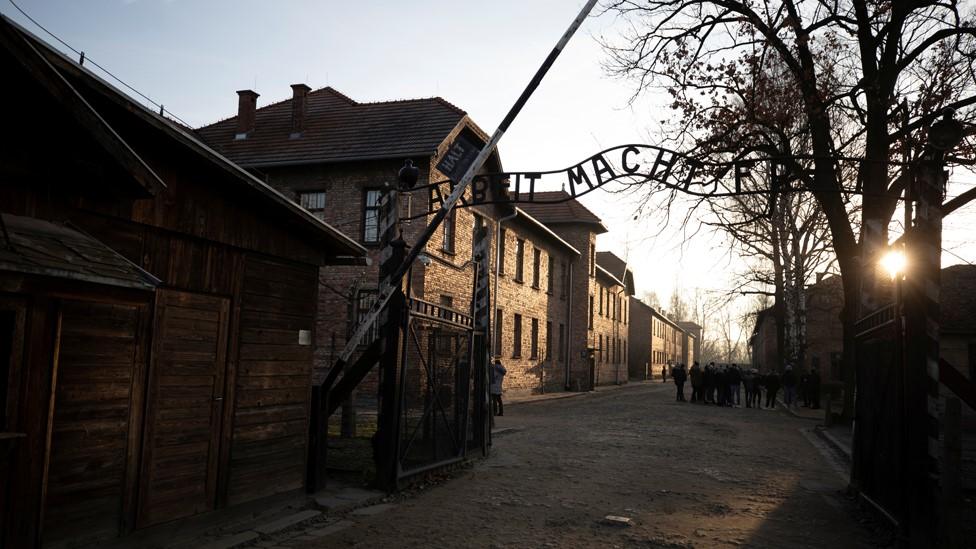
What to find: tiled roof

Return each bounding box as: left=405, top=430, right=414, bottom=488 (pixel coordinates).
left=516, top=191, right=607, bottom=232
left=195, top=87, right=467, bottom=166
left=595, top=251, right=635, bottom=295
left=942, top=264, right=976, bottom=333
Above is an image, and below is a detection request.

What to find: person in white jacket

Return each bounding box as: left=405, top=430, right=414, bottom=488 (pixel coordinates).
left=490, top=358, right=507, bottom=416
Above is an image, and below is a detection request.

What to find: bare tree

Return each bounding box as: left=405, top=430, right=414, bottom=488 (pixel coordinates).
left=603, top=0, right=976, bottom=417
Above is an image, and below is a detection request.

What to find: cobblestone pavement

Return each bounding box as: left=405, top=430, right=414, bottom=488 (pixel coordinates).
left=283, top=382, right=893, bottom=548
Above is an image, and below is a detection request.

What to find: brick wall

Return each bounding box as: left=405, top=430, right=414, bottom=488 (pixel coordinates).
left=539, top=224, right=597, bottom=390
left=490, top=215, right=575, bottom=397
left=592, top=271, right=629, bottom=386
left=628, top=297, right=652, bottom=380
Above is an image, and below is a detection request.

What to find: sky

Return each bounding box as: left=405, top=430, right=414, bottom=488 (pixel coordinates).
left=5, top=0, right=974, bottom=345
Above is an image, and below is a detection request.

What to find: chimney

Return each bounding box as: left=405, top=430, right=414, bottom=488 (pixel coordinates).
left=290, top=84, right=311, bottom=137
left=235, top=89, right=259, bottom=139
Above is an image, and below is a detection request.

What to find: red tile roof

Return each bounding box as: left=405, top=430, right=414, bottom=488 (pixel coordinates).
left=195, top=87, right=467, bottom=166
left=596, top=251, right=635, bottom=295
left=516, top=191, right=606, bottom=232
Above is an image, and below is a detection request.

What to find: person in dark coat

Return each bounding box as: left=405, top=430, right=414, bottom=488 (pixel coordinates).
left=672, top=363, right=687, bottom=401
left=703, top=363, right=715, bottom=404
left=689, top=362, right=703, bottom=402
left=764, top=371, right=780, bottom=409
left=799, top=370, right=810, bottom=407
left=808, top=367, right=822, bottom=409
left=729, top=364, right=742, bottom=407
left=782, top=366, right=798, bottom=408
left=715, top=366, right=728, bottom=406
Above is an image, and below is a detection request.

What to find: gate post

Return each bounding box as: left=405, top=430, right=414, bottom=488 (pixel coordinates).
left=471, top=225, right=492, bottom=454
left=374, top=188, right=406, bottom=491
left=904, top=111, right=959, bottom=545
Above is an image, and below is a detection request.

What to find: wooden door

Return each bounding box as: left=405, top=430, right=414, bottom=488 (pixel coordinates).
left=0, top=297, right=26, bottom=549
left=137, top=290, right=229, bottom=527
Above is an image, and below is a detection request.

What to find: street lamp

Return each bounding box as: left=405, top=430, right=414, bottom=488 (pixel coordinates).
left=880, top=249, right=907, bottom=280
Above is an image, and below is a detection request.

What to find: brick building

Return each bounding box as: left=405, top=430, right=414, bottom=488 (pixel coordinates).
left=491, top=208, right=579, bottom=396
left=628, top=297, right=653, bottom=380
left=592, top=253, right=633, bottom=386
left=519, top=192, right=608, bottom=390
left=805, top=275, right=844, bottom=380
left=196, top=85, right=512, bottom=435
left=749, top=307, right=778, bottom=372
left=677, top=321, right=702, bottom=366
left=649, top=307, right=685, bottom=376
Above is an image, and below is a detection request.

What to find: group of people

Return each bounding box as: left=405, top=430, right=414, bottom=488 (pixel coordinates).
left=667, top=362, right=822, bottom=409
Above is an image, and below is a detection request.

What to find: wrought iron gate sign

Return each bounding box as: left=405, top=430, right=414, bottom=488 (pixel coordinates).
left=425, top=143, right=800, bottom=215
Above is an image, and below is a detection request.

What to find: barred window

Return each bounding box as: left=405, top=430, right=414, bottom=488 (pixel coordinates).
left=363, top=189, right=383, bottom=244
left=298, top=191, right=326, bottom=220
left=355, top=289, right=379, bottom=345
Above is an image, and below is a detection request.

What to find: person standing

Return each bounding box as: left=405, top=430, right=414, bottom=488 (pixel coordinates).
left=782, top=365, right=797, bottom=409
left=809, top=367, right=822, bottom=409
left=764, top=370, right=780, bottom=409
left=729, top=364, right=742, bottom=407
left=703, top=363, right=715, bottom=404
left=662, top=363, right=669, bottom=383
left=689, top=362, right=703, bottom=403
left=490, top=358, right=507, bottom=416
left=742, top=368, right=754, bottom=408
left=673, top=363, right=687, bottom=402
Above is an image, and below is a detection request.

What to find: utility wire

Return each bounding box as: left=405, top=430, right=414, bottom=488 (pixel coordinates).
left=6, top=0, right=194, bottom=129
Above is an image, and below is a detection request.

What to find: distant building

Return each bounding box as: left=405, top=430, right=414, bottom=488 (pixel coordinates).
left=628, top=298, right=653, bottom=380
left=649, top=307, right=685, bottom=375
left=805, top=275, right=844, bottom=380
left=677, top=321, right=702, bottom=365
left=749, top=307, right=778, bottom=372
left=592, top=252, right=635, bottom=386
left=519, top=191, right=609, bottom=390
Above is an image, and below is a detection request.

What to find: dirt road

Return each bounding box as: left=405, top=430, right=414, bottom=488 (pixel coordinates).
left=292, top=382, right=890, bottom=548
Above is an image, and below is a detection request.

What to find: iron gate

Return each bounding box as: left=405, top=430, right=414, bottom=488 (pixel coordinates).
left=851, top=303, right=907, bottom=523
left=394, top=299, right=477, bottom=478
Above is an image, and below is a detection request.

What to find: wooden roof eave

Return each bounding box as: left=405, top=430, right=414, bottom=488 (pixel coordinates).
left=8, top=17, right=367, bottom=262
left=0, top=16, right=164, bottom=198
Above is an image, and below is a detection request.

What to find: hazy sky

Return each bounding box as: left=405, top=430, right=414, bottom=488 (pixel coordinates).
left=5, top=0, right=974, bottom=339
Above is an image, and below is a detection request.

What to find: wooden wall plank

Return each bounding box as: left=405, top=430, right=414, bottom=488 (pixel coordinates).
left=226, top=256, right=316, bottom=506
left=42, top=300, right=142, bottom=547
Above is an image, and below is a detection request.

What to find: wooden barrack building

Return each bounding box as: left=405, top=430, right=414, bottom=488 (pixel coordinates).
left=0, top=17, right=364, bottom=548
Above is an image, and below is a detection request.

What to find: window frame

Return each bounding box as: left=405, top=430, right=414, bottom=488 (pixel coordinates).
left=514, top=238, right=525, bottom=283
left=362, top=188, right=384, bottom=245
left=442, top=207, right=457, bottom=254
left=512, top=313, right=523, bottom=358
left=530, top=317, right=539, bottom=359
left=297, top=190, right=327, bottom=220
left=531, top=247, right=541, bottom=289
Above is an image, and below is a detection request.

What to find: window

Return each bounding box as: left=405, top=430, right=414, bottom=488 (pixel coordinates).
left=545, top=321, right=552, bottom=361
left=472, top=214, right=486, bottom=258
left=599, top=287, right=604, bottom=316
left=589, top=244, right=596, bottom=277
left=623, top=300, right=627, bottom=324
left=363, top=189, right=383, bottom=244
left=494, top=309, right=503, bottom=356
left=530, top=318, right=539, bottom=359
left=598, top=334, right=603, bottom=363
left=442, top=208, right=457, bottom=253
left=560, top=261, right=568, bottom=298
left=547, top=256, right=555, bottom=295
left=355, top=289, right=379, bottom=345
left=588, top=296, right=594, bottom=329
left=298, top=191, right=326, bottom=220
left=498, top=229, right=507, bottom=275
left=531, top=248, right=541, bottom=288
left=515, top=239, right=525, bottom=282
left=558, top=323, right=565, bottom=362
left=513, top=314, right=523, bottom=358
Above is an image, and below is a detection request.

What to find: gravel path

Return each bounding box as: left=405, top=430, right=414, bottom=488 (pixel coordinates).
left=290, top=382, right=891, bottom=548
